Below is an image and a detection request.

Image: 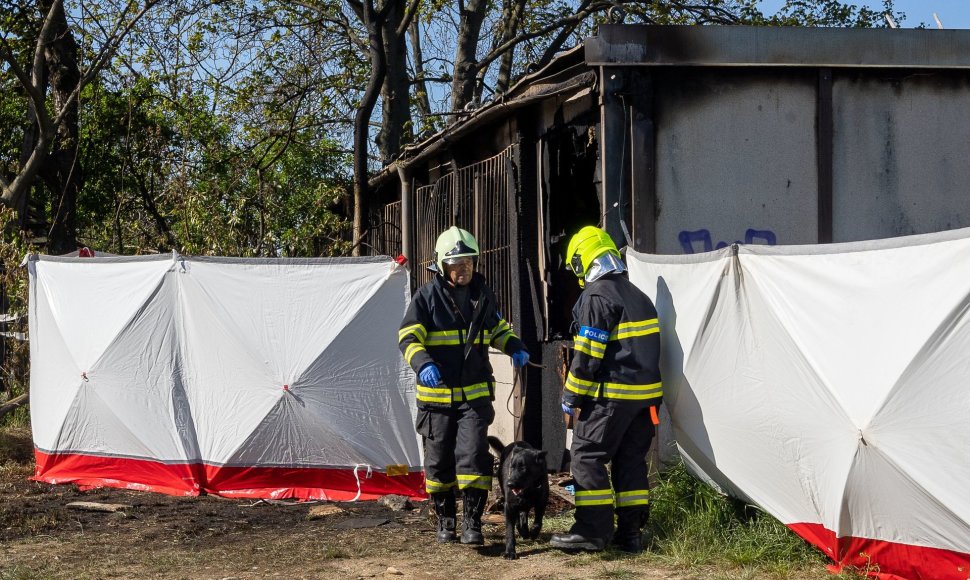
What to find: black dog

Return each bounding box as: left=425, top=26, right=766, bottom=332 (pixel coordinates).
left=488, top=436, right=549, bottom=560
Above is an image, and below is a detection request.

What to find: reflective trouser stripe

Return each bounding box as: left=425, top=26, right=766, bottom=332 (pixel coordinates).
left=426, top=478, right=457, bottom=494
left=575, top=488, right=614, bottom=506
left=457, top=474, right=492, bottom=491
left=616, top=489, right=650, bottom=507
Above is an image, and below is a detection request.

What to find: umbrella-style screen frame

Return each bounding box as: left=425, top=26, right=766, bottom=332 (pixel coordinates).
left=28, top=253, right=424, bottom=501
left=628, top=228, right=970, bottom=580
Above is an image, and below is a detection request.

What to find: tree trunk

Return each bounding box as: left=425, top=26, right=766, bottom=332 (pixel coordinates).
left=352, top=0, right=389, bottom=256
left=495, top=0, right=526, bottom=95
left=376, top=0, right=411, bottom=164
left=409, top=21, right=432, bottom=133
left=450, top=0, right=488, bottom=114
left=40, top=0, right=81, bottom=255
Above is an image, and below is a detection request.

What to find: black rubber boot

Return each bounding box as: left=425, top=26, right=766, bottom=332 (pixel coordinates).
left=549, top=532, right=606, bottom=552
left=459, top=488, right=487, bottom=545
left=613, top=508, right=647, bottom=554
left=432, top=491, right=457, bottom=543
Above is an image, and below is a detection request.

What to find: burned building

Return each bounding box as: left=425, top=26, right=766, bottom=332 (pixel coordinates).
left=368, top=25, right=970, bottom=465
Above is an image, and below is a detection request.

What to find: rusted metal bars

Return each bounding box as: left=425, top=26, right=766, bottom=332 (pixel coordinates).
left=412, top=145, right=517, bottom=324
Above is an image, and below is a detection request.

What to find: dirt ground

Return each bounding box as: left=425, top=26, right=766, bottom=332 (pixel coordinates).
left=0, top=428, right=823, bottom=580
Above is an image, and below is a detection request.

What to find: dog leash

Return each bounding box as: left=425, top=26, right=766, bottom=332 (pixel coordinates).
left=506, top=361, right=543, bottom=417
left=507, top=361, right=543, bottom=440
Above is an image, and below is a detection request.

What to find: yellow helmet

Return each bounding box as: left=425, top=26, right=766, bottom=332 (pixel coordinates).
left=433, top=226, right=479, bottom=273
left=565, top=226, right=619, bottom=283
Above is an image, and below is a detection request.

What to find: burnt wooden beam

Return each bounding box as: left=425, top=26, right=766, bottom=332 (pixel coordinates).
left=817, top=68, right=833, bottom=244
left=629, top=69, right=656, bottom=253
left=599, top=66, right=628, bottom=246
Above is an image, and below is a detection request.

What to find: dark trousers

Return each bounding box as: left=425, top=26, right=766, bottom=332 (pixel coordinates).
left=417, top=402, right=495, bottom=494
left=570, top=400, right=655, bottom=540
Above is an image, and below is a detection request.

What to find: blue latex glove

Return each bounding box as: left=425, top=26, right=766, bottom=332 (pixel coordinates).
left=419, top=363, right=441, bottom=387
left=561, top=402, right=573, bottom=415
left=511, top=350, right=530, bottom=368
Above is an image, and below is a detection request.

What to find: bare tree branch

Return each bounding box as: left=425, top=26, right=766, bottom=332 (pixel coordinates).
left=474, top=0, right=606, bottom=74
left=52, top=0, right=161, bottom=129
left=1, top=0, right=161, bottom=208
left=395, top=0, right=421, bottom=36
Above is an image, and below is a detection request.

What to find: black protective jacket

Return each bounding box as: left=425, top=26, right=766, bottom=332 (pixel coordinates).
left=563, top=272, right=662, bottom=408
left=399, top=272, right=525, bottom=409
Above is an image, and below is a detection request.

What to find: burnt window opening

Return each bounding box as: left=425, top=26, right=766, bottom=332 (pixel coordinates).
left=413, top=145, right=517, bottom=325
left=541, top=124, right=600, bottom=340
left=368, top=201, right=402, bottom=258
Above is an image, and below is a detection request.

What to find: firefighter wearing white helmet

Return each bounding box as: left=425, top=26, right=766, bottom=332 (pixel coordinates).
left=550, top=226, right=663, bottom=554
left=398, top=226, right=530, bottom=545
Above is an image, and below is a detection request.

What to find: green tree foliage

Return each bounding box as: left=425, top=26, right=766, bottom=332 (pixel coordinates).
left=0, top=0, right=902, bottom=416
left=2, top=0, right=356, bottom=258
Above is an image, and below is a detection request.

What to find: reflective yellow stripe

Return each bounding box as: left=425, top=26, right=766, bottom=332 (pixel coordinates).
left=457, top=382, right=491, bottom=402
left=399, top=323, right=427, bottom=342
left=565, top=372, right=598, bottom=397
left=457, top=474, right=492, bottom=491
left=416, top=385, right=452, bottom=404
left=426, top=330, right=461, bottom=346
left=416, top=383, right=492, bottom=404
left=426, top=479, right=457, bottom=493
left=609, top=319, right=660, bottom=341
left=616, top=489, right=650, bottom=507
left=404, top=343, right=426, bottom=365
left=473, top=331, right=493, bottom=345
left=494, top=331, right=513, bottom=350
left=575, top=488, right=614, bottom=506
left=574, top=336, right=606, bottom=359
left=601, top=381, right=662, bottom=401
left=490, top=319, right=517, bottom=350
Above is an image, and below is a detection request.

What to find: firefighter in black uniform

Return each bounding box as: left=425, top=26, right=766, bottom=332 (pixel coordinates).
left=398, top=226, right=529, bottom=545
left=550, top=226, right=662, bottom=554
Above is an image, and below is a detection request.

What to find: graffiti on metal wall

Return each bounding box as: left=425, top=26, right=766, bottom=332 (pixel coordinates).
left=678, top=228, right=777, bottom=254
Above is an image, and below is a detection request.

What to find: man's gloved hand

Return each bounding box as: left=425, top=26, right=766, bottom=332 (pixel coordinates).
left=511, top=350, right=530, bottom=368
left=419, top=363, right=441, bottom=387
left=561, top=402, right=574, bottom=415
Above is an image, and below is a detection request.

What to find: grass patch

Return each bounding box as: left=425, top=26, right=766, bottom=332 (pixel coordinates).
left=648, top=462, right=831, bottom=576
left=0, top=566, right=45, bottom=580
left=321, top=544, right=351, bottom=559
left=545, top=462, right=855, bottom=577
left=596, top=563, right=636, bottom=579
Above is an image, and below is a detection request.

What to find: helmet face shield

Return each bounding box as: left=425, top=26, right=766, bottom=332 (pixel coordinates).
left=442, top=256, right=475, bottom=268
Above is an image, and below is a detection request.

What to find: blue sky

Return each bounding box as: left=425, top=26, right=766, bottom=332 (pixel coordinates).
left=758, top=1, right=970, bottom=28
